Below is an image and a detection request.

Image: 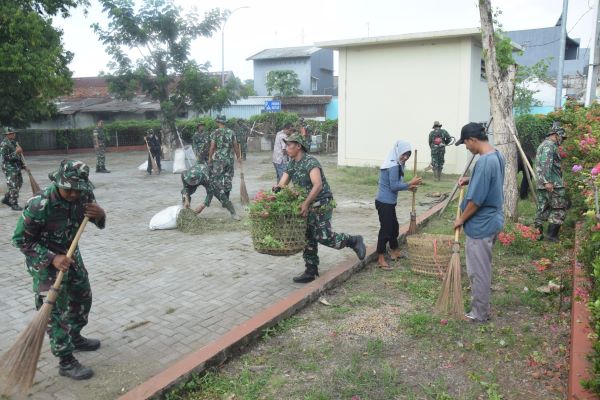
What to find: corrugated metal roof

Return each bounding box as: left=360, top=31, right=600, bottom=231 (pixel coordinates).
left=247, top=46, right=321, bottom=61
left=57, top=96, right=160, bottom=115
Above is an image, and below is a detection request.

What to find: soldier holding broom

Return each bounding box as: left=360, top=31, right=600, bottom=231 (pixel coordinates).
left=274, top=133, right=366, bottom=283
left=12, top=160, right=105, bottom=380
left=453, top=123, right=505, bottom=323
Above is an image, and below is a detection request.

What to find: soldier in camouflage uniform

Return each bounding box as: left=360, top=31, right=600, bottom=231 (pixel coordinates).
left=192, top=121, right=211, bottom=163
left=12, top=160, right=106, bottom=380
left=275, top=133, right=366, bottom=283
left=534, top=122, right=568, bottom=242
left=234, top=120, right=248, bottom=161
left=0, top=127, right=24, bottom=210
left=207, top=115, right=241, bottom=202
left=428, top=121, right=453, bottom=180
left=92, top=120, right=110, bottom=173
left=181, top=162, right=240, bottom=220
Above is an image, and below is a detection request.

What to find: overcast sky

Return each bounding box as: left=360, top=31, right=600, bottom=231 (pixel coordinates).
left=54, top=0, right=597, bottom=81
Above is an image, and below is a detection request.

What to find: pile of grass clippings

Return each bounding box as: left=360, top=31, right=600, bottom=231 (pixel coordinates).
left=176, top=207, right=246, bottom=235
left=176, top=208, right=205, bottom=235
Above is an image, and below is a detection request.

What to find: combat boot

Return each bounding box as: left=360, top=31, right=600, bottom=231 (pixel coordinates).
left=98, top=168, right=111, bottom=173
left=293, top=264, right=319, bottom=283
left=348, top=235, right=366, bottom=260
left=545, top=224, right=561, bottom=243
left=58, top=355, right=94, bottom=380
left=1, top=195, right=9, bottom=207
left=224, top=201, right=241, bottom=221
left=72, top=334, right=101, bottom=351
left=10, top=204, right=22, bottom=211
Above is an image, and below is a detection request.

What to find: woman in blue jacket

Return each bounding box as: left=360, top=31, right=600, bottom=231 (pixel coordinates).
left=376, top=140, right=422, bottom=269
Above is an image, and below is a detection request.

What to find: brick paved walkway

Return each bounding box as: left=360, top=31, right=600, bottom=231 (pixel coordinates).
left=0, top=151, right=431, bottom=399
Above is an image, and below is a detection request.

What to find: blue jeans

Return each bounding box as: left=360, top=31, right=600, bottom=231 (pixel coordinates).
left=273, top=162, right=286, bottom=183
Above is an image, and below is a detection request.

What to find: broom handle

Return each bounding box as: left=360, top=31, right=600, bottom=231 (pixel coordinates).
left=454, top=188, right=464, bottom=242
left=52, top=217, right=90, bottom=291
left=16, top=142, right=30, bottom=172
left=411, top=149, right=417, bottom=213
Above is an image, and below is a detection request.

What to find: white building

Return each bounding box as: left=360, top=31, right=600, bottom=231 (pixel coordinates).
left=317, top=28, right=491, bottom=174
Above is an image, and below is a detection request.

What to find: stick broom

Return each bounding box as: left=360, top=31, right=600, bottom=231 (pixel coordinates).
left=0, top=217, right=89, bottom=396
left=144, top=138, right=159, bottom=174
left=239, top=159, right=249, bottom=205
left=407, top=149, right=418, bottom=235
left=435, top=188, right=464, bottom=318
left=19, top=149, right=41, bottom=195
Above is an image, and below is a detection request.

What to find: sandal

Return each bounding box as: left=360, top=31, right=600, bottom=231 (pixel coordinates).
left=377, top=264, right=393, bottom=271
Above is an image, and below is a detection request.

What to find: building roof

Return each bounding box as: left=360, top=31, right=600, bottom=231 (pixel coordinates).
left=57, top=96, right=161, bottom=115
left=317, top=28, right=523, bottom=50
left=281, top=95, right=332, bottom=105
left=247, top=46, right=321, bottom=61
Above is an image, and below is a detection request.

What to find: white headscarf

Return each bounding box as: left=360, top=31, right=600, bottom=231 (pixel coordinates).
left=380, top=140, right=412, bottom=170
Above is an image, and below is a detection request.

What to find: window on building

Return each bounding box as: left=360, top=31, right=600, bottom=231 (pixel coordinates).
left=311, top=76, right=318, bottom=92
left=480, top=59, right=487, bottom=81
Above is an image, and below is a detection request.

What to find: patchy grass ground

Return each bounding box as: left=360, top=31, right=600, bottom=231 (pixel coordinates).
left=165, top=165, right=573, bottom=400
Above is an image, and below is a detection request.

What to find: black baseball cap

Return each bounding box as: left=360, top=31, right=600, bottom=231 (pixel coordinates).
left=455, top=122, right=486, bottom=146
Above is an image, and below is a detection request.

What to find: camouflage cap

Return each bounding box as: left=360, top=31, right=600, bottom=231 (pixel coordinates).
left=2, top=126, right=17, bottom=134
left=283, top=132, right=308, bottom=151
left=547, top=121, right=567, bottom=137
left=215, top=115, right=227, bottom=124
left=49, top=160, right=95, bottom=191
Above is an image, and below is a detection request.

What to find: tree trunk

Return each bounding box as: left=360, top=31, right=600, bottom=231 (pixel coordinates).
left=479, top=0, right=519, bottom=220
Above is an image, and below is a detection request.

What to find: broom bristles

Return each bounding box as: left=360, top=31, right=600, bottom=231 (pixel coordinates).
left=407, top=213, right=418, bottom=235
left=240, top=173, right=249, bottom=205
left=0, top=303, right=51, bottom=396
left=28, top=170, right=41, bottom=195
left=435, top=249, right=464, bottom=318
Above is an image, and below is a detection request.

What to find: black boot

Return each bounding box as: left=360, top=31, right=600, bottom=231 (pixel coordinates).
left=59, top=355, right=94, bottom=380
left=10, top=203, right=22, bottom=211
left=1, top=195, right=9, bottom=206
left=546, top=224, right=561, bottom=243
left=224, top=201, right=241, bottom=221
left=348, top=235, right=366, bottom=260
left=535, top=225, right=544, bottom=241
left=72, top=334, right=101, bottom=351
left=293, top=265, right=319, bottom=283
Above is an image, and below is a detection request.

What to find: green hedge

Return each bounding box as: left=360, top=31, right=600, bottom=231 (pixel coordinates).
left=19, top=115, right=338, bottom=152
left=515, top=114, right=554, bottom=157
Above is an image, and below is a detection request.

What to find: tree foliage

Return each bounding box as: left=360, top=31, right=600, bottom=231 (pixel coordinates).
left=265, top=70, right=302, bottom=97
left=0, top=0, right=86, bottom=127
left=514, top=60, right=550, bottom=115
left=93, top=0, right=241, bottom=151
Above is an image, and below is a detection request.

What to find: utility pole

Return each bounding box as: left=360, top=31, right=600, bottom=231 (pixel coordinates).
left=555, top=0, right=569, bottom=110
left=585, top=0, right=600, bottom=106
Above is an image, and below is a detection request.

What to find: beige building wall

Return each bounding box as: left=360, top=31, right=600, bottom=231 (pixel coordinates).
left=337, top=36, right=489, bottom=174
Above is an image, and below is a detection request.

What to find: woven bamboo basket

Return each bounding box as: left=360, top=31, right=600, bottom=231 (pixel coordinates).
left=250, top=213, right=307, bottom=256
left=406, top=234, right=454, bottom=276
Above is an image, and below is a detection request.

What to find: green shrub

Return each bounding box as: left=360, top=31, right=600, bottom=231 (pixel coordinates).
left=515, top=114, right=553, bottom=157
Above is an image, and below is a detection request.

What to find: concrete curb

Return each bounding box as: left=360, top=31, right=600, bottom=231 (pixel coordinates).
left=119, top=199, right=448, bottom=400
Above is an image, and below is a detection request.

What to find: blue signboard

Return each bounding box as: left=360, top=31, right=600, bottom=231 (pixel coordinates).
left=264, top=100, right=281, bottom=112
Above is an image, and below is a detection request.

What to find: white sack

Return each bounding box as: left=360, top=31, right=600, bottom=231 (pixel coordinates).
left=149, top=205, right=182, bottom=230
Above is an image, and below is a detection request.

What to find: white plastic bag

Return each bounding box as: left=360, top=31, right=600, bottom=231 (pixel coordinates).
left=172, top=145, right=196, bottom=173
left=138, top=160, right=148, bottom=171
left=149, top=205, right=182, bottom=230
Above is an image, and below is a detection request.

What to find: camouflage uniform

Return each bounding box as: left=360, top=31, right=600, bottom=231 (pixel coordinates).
left=192, top=127, right=211, bottom=163
left=181, top=162, right=237, bottom=215
left=12, top=160, right=105, bottom=359
left=0, top=133, right=24, bottom=208
left=534, top=138, right=567, bottom=226
left=92, top=124, right=108, bottom=172
left=284, top=144, right=351, bottom=269
left=429, top=126, right=452, bottom=179
left=209, top=126, right=237, bottom=198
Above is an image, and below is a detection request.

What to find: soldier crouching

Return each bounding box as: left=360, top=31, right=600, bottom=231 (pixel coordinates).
left=181, top=162, right=240, bottom=220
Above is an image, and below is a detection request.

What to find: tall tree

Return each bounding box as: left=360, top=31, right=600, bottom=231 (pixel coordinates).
left=479, top=1, right=519, bottom=220
left=265, top=70, right=303, bottom=97
left=94, top=0, right=240, bottom=156
left=0, top=0, right=87, bottom=127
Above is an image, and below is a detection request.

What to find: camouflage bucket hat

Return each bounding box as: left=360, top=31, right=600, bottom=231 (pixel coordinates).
left=215, top=115, right=227, bottom=124
left=50, top=160, right=95, bottom=191
left=547, top=121, right=567, bottom=138
left=283, top=132, right=308, bottom=151
left=432, top=121, right=442, bottom=128
left=2, top=126, right=17, bottom=134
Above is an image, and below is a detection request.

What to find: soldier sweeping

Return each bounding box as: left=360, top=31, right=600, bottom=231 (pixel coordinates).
left=92, top=120, right=110, bottom=173
left=1, top=127, right=24, bottom=210
left=192, top=121, right=211, bottom=163
left=534, top=122, right=568, bottom=242
left=12, top=160, right=106, bottom=380
left=274, top=133, right=366, bottom=283
left=181, top=162, right=240, bottom=220
left=145, top=129, right=162, bottom=175
left=428, top=121, right=453, bottom=180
